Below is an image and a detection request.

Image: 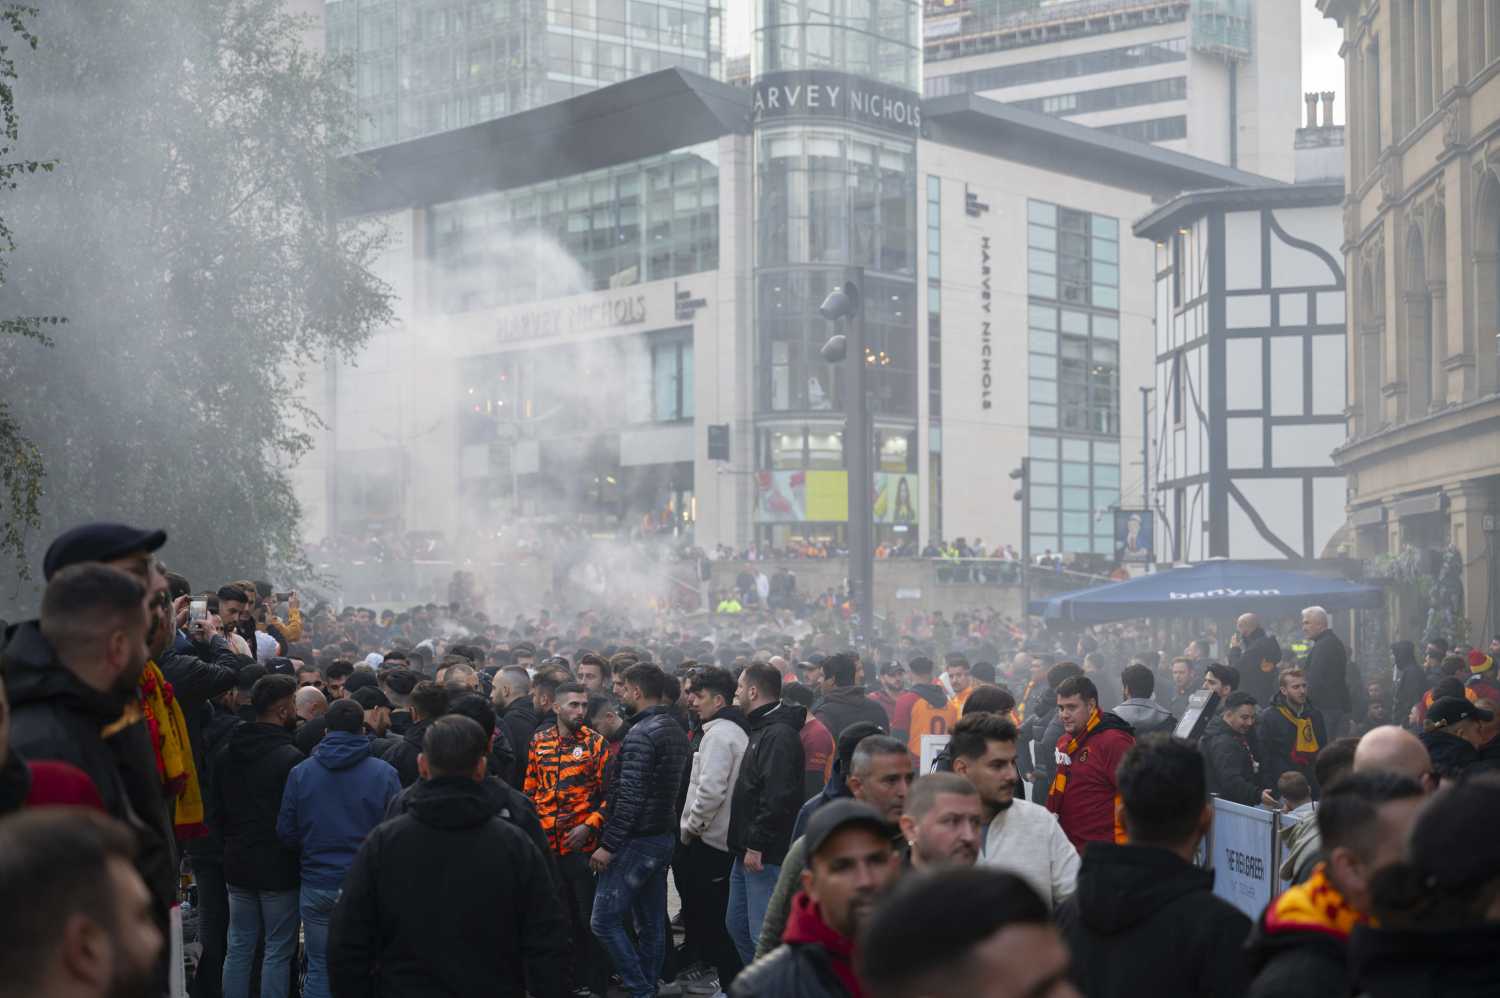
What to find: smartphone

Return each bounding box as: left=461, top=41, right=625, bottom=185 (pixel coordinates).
left=273, top=592, right=293, bottom=603
left=189, top=598, right=208, bottom=624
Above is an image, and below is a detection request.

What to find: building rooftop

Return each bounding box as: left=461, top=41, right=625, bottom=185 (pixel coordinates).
left=339, top=69, right=751, bottom=218
left=340, top=67, right=1279, bottom=218
left=1131, top=181, right=1344, bottom=240
left=923, top=91, right=1280, bottom=197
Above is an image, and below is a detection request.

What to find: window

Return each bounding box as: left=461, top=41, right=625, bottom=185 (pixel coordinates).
left=925, top=37, right=1187, bottom=96
left=650, top=339, right=693, bottom=421
left=427, top=141, right=718, bottom=312
left=1012, top=76, right=1187, bottom=119
left=1027, top=436, right=1120, bottom=555
left=1098, top=116, right=1188, bottom=143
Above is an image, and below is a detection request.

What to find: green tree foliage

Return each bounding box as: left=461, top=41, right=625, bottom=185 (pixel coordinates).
left=0, top=0, right=392, bottom=608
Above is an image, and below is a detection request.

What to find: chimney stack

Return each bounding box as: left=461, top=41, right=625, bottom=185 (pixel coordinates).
left=1321, top=91, right=1336, bottom=128
left=1305, top=92, right=1320, bottom=129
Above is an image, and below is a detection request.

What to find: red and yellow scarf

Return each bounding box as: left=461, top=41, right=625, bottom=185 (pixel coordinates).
left=1276, top=705, right=1321, bottom=761
left=1047, top=707, right=1100, bottom=802
left=1264, top=863, right=1370, bottom=940
left=139, top=661, right=206, bottom=839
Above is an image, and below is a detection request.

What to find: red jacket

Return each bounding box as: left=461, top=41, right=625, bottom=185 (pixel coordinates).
left=1046, top=711, right=1135, bottom=853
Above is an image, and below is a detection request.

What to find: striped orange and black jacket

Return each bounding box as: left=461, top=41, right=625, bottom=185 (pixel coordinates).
left=524, top=723, right=608, bottom=856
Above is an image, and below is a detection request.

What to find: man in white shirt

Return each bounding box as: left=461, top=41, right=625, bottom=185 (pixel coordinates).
left=950, top=710, right=1079, bottom=911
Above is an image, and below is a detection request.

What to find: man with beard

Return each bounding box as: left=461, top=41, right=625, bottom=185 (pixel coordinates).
left=0, top=809, right=165, bottom=998
left=1045, top=676, right=1135, bottom=853
left=209, top=675, right=305, bottom=998
left=731, top=801, right=901, bottom=998
left=1, top=553, right=178, bottom=962
left=951, top=713, right=1077, bottom=910
left=900, top=773, right=984, bottom=870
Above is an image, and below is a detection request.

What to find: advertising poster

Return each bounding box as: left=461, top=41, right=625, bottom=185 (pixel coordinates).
left=1115, top=509, right=1154, bottom=564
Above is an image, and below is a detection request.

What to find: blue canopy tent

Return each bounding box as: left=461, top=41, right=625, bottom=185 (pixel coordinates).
left=1029, top=560, right=1385, bottom=624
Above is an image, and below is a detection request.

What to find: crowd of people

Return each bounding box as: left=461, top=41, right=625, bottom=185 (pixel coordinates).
left=2, top=519, right=1500, bottom=998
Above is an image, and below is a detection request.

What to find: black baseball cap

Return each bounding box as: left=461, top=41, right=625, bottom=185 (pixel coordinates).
left=1428, top=696, right=1494, bottom=729
left=351, top=687, right=392, bottom=710
left=879, top=661, right=906, bottom=677
left=43, top=522, right=167, bottom=580
left=803, top=800, right=895, bottom=860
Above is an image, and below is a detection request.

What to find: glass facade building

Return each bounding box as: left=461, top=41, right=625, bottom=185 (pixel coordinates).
left=326, top=0, right=722, bottom=149
left=751, top=0, right=923, bottom=544
left=1026, top=200, right=1122, bottom=557
left=427, top=142, right=719, bottom=311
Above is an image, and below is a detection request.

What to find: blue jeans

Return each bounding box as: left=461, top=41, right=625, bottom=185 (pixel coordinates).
left=726, top=857, right=781, bottom=964
left=222, top=887, right=299, bottom=998
left=590, top=833, right=675, bottom=998
left=299, top=885, right=340, bottom=998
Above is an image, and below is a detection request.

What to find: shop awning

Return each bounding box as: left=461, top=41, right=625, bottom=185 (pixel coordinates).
left=1029, top=560, right=1385, bottom=623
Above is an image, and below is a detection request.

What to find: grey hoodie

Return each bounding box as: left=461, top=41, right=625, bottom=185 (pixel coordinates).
left=1112, top=697, right=1177, bottom=737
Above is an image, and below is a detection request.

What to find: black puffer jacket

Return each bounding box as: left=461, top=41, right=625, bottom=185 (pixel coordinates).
left=728, top=702, right=806, bottom=865
left=328, top=776, right=567, bottom=998
left=158, top=635, right=240, bottom=776
left=209, top=721, right=304, bottom=891
left=1201, top=715, right=1263, bottom=806
left=812, top=686, right=888, bottom=742
left=1057, top=843, right=1251, bottom=998
left=380, top=717, right=434, bottom=788
left=598, top=703, right=690, bottom=852
left=1, top=621, right=177, bottom=921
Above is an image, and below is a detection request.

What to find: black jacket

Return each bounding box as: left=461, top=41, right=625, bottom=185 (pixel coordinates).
left=380, top=717, right=434, bottom=788
left=157, top=635, right=239, bottom=773
left=209, top=721, right=304, bottom=891
left=730, top=944, right=849, bottom=998
left=1057, top=844, right=1251, bottom=998
left=1, top=621, right=178, bottom=920
left=294, top=714, right=329, bottom=755
left=1232, top=629, right=1284, bottom=707
left=1201, top=715, right=1263, bottom=806
left=1349, top=922, right=1500, bottom=998
left=498, top=696, right=541, bottom=788
left=328, top=776, right=567, bottom=998
left=185, top=701, right=243, bottom=860
left=1245, top=908, right=1348, bottom=998
left=599, top=703, right=690, bottom=852
left=1257, top=695, right=1328, bottom=791
left=1389, top=641, right=1426, bottom=728
left=1304, top=629, right=1351, bottom=713
left=386, top=773, right=552, bottom=880
left=812, top=686, right=888, bottom=742
left=1420, top=730, right=1477, bottom=780
left=728, top=701, right=806, bottom=864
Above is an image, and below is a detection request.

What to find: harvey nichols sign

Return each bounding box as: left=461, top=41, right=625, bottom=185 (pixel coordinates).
left=752, top=70, right=921, bottom=137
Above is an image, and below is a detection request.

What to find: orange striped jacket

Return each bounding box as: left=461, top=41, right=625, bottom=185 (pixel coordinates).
left=524, top=723, right=608, bottom=856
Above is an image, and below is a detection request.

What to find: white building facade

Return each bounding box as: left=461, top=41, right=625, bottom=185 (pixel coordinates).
left=299, top=69, right=1278, bottom=561
left=922, top=0, right=1302, bottom=181
left=1134, top=100, right=1348, bottom=562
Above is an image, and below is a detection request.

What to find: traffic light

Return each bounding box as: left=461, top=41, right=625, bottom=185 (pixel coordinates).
left=707, top=423, right=730, bottom=462
left=1009, top=463, right=1025, bottom=503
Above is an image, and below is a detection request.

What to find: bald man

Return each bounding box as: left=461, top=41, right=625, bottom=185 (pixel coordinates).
left=1230, top=613, right=1282, bottom=706
left=1354, top=725, right=1436, bottom=794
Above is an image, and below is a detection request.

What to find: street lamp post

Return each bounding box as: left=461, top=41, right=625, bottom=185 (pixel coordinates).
left=820, top=268, right=874, bottom=648
left=1010, top=458, right=1030, bottom=627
